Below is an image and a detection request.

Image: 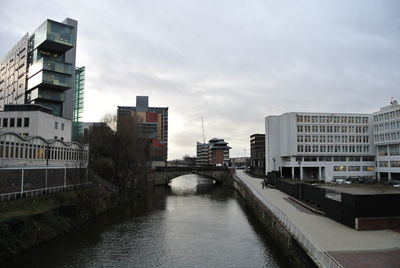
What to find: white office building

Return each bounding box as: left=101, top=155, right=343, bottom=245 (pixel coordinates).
left=0, top=104, right=72, bottom=142
left=265, top=112, right=376, bottom=182
left=373, top=101, right=400, bottom=181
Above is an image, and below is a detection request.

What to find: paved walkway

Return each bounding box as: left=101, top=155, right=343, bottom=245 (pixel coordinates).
left=235, top=170, right=400, bottom=268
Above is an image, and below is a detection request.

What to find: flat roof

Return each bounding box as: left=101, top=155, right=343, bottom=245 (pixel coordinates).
left=317, top=184, right=400, bottom=195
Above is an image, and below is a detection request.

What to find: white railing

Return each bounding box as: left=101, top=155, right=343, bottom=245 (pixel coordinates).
left=234, top=174, right=343, bottom=268
left=0, top=184, right=82, bottom=202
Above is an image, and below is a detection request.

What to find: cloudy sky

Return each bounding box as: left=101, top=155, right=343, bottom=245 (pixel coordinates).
left=1, top=0, right=399, bottom=159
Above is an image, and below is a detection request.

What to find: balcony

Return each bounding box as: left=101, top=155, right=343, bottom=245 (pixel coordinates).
left=27, top=88, right=65, bottom=103
left=28, top=58, right=73, bottom=78
left=33, top=20, right=74, bottom=53
left=27, top=70, right=72, bottom=91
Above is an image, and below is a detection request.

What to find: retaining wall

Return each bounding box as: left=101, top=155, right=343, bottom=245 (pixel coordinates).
left=233, top=175, right=317, bottom=268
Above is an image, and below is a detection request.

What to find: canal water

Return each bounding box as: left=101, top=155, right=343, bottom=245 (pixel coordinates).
left=5, top=174, right=291, bottom=268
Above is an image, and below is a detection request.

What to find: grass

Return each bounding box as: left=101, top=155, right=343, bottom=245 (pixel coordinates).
left=0, top=191, right=77, bottom=222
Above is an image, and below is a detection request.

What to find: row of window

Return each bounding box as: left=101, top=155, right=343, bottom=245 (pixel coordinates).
left=297, top=145, right=369, bottom=153
left=1, top=117, right=29, bottom=128
left=0, top=117, right=66, bottom=131
left=297, top=125, right=368, bottom=134
left=297, top=135, right=369, bottom=143
left=374, top=120, right=400, bottom=133
left=0, top=141, right=88, bottom=161
left=377, top=145, right=400, bottom=156
left=373, top=109, right=400, bottom=122
left=287, top=156, right=375, bottom=162
left=374, top=132, right=400, bottom=143
left=296, top=115, right=369, bottom=124
left=378, top=161, right=400, bottom=168
left=334, top=166, right=375, bottom=172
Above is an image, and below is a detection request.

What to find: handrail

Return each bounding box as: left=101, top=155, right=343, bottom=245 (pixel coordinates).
left=0, top=183, right=87, bottom=202
left=233, top=173, right=343, bottom=268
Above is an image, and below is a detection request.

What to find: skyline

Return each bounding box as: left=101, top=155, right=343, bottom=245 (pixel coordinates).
left=1, top=0, right=399, bottom=159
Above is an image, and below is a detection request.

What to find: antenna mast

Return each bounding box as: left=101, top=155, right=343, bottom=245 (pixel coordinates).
left=201, top=116, right=206, bottom=144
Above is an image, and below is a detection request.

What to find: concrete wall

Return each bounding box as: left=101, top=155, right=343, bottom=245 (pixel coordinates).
left=0, top=110, right=72, bottom=141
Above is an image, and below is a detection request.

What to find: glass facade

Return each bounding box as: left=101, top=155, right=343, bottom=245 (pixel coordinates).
left=27, top=70, right=72, bottom=90
left=29, top=57, right=73, bottom=78
left=72, top=67, right=85, bottom=141
left=33, top=20, right=74, bottom=52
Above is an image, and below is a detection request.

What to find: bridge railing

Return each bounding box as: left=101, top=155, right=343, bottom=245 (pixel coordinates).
left=233, top=173, right=343, bottom=268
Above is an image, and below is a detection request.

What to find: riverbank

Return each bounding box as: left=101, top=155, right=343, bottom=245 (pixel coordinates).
left=233, top=171, right=317, bottom=268
left=0, top=183, right=148, bottom=264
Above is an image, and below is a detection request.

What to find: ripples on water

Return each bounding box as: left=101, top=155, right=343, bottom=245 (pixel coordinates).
left=4, top=174, right=291, bottom=268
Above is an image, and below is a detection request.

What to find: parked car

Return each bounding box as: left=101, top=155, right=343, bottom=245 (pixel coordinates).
left=388, top=180, right=400, bottom=186
left=363, top=178, right=377, bottom=184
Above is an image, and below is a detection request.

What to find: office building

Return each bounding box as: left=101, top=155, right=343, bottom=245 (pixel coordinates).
left=373, top=101, right=400, bottom=181
left=250, top=134, right=265, bottom=175
left=72, top=66, right=85, bottom=140
left=265, top=112, right=375, bottom=181
left=196, top=138, right=231, bottom=166
left=117, top=96, right=168, bottom=165
left=0, top=18, right=78, bottom=119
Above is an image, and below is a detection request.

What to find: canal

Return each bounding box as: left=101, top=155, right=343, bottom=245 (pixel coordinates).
left=5, top=174, right=291, bottom=268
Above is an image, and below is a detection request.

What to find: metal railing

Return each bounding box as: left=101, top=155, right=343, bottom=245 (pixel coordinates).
left=234, top=173, right=343, bottom=268
left=0, top=184, right=81, bottom=202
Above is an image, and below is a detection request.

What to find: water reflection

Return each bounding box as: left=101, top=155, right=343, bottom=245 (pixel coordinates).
left=169, top=174, right=216, bottom=195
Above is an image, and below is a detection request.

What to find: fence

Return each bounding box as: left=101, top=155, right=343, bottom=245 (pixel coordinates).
left=0, top=167, right=87, bottom=202
left=234, top=174, right=343, bottom=268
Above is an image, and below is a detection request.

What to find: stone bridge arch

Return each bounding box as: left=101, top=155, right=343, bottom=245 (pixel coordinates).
left=150, top=167, right=233, bottom=186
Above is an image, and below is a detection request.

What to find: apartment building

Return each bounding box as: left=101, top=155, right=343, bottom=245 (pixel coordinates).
left=265, top=112, right=375, bottom=181
left=117, top=96, right=168, bottom=165
left=196, top=138, right=231, bottom=166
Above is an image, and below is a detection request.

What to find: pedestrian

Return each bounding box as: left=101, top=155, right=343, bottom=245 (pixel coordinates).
left=261, top=181, right=265, bottom=189
left=264, top=179, right=268, bottom=189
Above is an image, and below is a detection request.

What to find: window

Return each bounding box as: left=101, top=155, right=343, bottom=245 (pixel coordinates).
left=54, top=136, right=58, bottom=139
left=379, top=161, right=388, bottom=168
left=348, top=166, right=360, bottom=171
left=17, top=118, right=22, bottom=127
left=390, top=161, right=400, bottom=168
left=24, top=118, right=29, bottom=127
left=333, top=156, right=346, bottom=161
left=55, top=122, right=58, bottom=129
left=363, top=166, right=375, bottom=172
left=2, top=118, right=7, bottom=127
left=334, top=166, right=346, bottom=171
left=61, top=123, right=64, bottom=131
left=10, top=118, right=15, bottom=127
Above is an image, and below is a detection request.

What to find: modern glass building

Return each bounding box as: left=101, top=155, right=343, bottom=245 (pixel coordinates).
left=72, top=66, right=85, bottom=141
left=0, top=18, right=78, bottom=119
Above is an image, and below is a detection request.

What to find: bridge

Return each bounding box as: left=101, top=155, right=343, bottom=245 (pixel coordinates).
left=150, top=166, right=233, bottom=186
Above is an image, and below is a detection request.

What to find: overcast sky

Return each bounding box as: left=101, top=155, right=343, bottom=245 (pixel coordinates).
left=1, top=0, right=399, bottom=159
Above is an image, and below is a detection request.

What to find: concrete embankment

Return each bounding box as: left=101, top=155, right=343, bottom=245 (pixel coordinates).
left=233, top=173, right=318, bottom=268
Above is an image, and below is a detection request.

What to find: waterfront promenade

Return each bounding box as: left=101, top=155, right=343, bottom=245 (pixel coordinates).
left=235, top=170, right=400, bottom=268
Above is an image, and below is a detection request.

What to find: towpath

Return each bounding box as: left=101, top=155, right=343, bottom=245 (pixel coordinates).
left=235, top=170, right=400, bottom=268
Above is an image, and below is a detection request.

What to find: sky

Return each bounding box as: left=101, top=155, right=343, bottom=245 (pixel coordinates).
left=1, top=0, right=399, bottom=159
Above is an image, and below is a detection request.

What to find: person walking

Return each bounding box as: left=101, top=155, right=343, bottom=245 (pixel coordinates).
left=261, top=181, right=265, bottom=189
